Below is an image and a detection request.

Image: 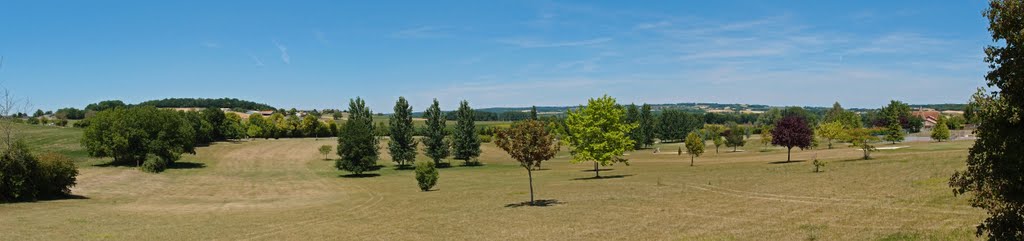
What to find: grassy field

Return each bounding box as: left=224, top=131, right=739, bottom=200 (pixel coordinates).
left=0, top=124, right=984, bottom=240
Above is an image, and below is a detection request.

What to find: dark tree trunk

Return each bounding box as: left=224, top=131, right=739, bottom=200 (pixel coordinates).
left=690, top=155, right=694, bottom=166
left=594, top=162, right=600, bottom=178
left=527, top=168, right=535, bottom=205
left=787, top=147, right=792, bottom=162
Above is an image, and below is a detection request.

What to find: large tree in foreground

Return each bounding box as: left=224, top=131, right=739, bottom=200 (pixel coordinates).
left=388, top=97, right=417, bottom=167
left=951, top=1, right=1024, bottom=238
left=562, top=95, right=636, bottom=178
left=423, top=99, right=449, bottom=166
left=336, top=97, right=379, bottom=175
left=495, top=120, right=559, bottom=205
left=770, top=115, right=813, bottom=162
left=452, top=100, right=481, bottom=165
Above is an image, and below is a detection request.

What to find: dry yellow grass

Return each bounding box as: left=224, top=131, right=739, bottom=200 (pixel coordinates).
left=0, top=131, right=984, bottom=240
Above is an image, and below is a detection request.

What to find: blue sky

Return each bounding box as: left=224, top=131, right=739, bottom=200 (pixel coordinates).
left=0, top=1, right=992, bottom=112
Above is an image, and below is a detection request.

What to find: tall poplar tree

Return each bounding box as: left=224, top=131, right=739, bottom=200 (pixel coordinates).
left=388, top=97, right=417, bottom=167
left=452, top=100, right=481, bottom=165
left=423, top=99, right=449, bottom=166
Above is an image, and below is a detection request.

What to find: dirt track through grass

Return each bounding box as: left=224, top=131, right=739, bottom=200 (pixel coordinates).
left=0, top=127, right=986, bottom=240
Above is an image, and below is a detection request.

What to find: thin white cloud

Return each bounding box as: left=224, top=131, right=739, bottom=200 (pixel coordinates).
left=247, top=53, right=265, bottom=67
left=272, top=40, right=290, bottom=64
left=634, top=21, right=671, bottom=30
left=496, top=37, right=612, bottom=48
left=393, top=26, right=452, bottom=39
left=844, top=33, right=950, bottom=55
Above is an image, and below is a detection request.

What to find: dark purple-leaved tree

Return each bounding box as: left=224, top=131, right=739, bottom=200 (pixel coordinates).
left=770, top=115, right=813, bottom=162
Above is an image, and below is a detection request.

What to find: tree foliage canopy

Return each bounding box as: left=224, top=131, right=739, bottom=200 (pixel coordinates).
left=771, top=115, right=813, bottom=162
left=562, top=95, right=636, bottom=177
left=335, top=98, right=379, bottom=175
left=423, top=99, right=449, bottom=165
left=452, top=100, right=481, bottom=164
left=950, top=1, right=1024, bottom=238
left=388, top=97, right=417, bottom=167
left=82, top=106, right=196, bottom=170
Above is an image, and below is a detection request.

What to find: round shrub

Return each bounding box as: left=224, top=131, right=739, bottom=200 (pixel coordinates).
left=0, top=142, right=40, bottom=201
left=414, top=160, right=438, bottom=191
left=141, top=156, right=168, bottom=173
left=35, top=153, right=78, bottom=198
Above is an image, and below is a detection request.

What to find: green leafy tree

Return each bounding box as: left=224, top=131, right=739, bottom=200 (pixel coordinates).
left=883, top=113, right=905, bottom=144
left=723, top=127, right=746, bottom=152
left=530, top=105, right=538, bottom=120
left=684, top=132, right=705, bottom=166
left=414, top=160, right=438, bottom=191
left=452, top=100, right=481, bottom=165
left=495, top=120, right=559, bottom=205
left=285, top=115, right=301, bottom=137
left=759, top=125, right=774, bottom=151
left=82, top=106, right=196, bottom=170
left=32, top=109, right=44, bottom=118
left=335, top=98, right=379, bottom=175
left=222, top=112, right=246, bottom=140
left=712, top=134, right=724, bottom=154
left=318, top=145, right=333, bottom=160
left=201, top=108, right=227, bottom=140
left=658, top=109, right=700, bottom=142
left=300, top=114, right=322, bottom=138
left=625, top=104, right=642, bottom=149
left=846, top=128, right=878, bottom=160
left=388, top=97, right=417, bottom=167
left=247, top=114, right=267, bottom=139
left=638, top=104, right=656, bottom=148
left=268, top=113, right=287, bottom=139
left=950, top=3, right=1024, bottom=238
left=423, top=99, right=449, bottom=166
left=562, top=95, right=636, bottom=178
left=931, top=116, right=951, bottom=142
left=815, top=121, right=845, bottom=149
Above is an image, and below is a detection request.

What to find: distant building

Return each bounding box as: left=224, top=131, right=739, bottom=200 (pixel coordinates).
left=912, top=110, right=941, bottom=129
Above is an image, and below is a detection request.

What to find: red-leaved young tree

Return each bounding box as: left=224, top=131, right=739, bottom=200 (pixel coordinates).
left=495, top=120, right=559, bottom=206
left=771, top=115, right=813, bottom=162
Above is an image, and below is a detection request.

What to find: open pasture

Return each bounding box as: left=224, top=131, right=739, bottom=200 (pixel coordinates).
left=0, top=124, right=983, bottom=240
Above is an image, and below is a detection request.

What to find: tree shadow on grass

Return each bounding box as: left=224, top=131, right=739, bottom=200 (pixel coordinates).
left=768, top=160, right=807, bottom=164
left=459, top=162, right=484, bottom=167
left=92, top=161, right=206, bottom=170
left=836, top=158, right=873, bottom=163
left=505, top=199, right=564, bottom=208
left=339, top=173, right=381, bottom=178
left=168, top=162, right=206, bottom=169
left=34, top=194, right=90, bottom=202
left=580, top=168, right=615, bottom=172
left=394, top=165, right=414, bottom=170
left=571, top=174, right=634, bottom=181
left=436, top=163, right=453, bottom=168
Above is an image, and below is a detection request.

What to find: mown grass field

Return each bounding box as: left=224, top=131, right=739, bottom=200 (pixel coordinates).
left=0, top=124, right=984, bottom=240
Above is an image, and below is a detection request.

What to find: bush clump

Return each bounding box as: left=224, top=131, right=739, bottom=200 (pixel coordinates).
left=0, top=142, right=79, bottom=202
left=414, top=160, right=438, bottom=191
left=35, top=153, right=78, bottom=198
left=141, top=156, right=168, bottom=173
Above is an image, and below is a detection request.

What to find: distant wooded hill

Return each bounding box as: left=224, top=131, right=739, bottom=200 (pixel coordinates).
left=136, top=98, right=276, bottom=111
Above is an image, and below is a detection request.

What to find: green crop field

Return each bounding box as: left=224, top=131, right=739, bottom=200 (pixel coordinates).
left=0, top=123, right=983, bottom=240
